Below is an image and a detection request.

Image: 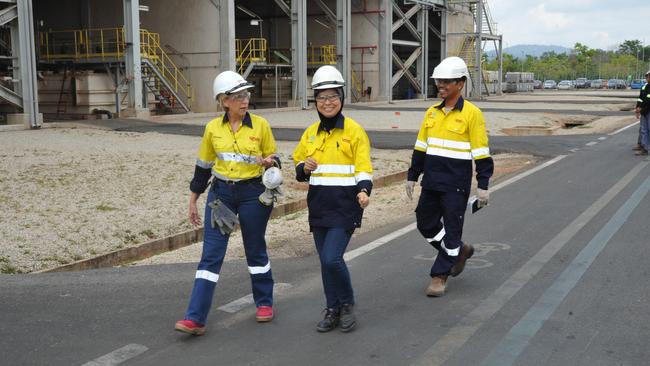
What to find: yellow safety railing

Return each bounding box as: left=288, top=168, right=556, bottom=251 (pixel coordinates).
left=235, top=38, right=267, bottom=74
left=38, top=27, right=192, bottom=108
left=308, top=45, right=336, bottom=65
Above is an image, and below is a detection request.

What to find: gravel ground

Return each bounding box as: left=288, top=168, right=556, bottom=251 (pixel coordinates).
left=0, top=128, right=411, bottom=273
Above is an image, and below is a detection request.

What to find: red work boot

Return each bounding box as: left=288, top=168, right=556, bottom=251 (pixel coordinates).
left=256, top=306, right=274, bottom=322
left=174, top=319, right=206, bottom=336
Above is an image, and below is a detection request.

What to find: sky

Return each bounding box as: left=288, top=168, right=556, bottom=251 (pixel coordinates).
left=487, top=0, right=650, bottom=50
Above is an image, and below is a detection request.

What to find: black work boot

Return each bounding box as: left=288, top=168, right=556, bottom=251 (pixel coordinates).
left=450, top=244, right=475, bottom=277
left=339, top=304, right=356, bottom=333
left=316, top=308, right=340, bottom=333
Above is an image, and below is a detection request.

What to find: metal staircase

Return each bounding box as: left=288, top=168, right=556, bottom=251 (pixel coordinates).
left=39, top=27, right=193, bottom=112
left=448, top=0, right=501, bottom=97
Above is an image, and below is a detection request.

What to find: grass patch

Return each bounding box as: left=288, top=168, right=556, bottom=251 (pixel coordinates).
left=95, top=204, right=118, bottom=211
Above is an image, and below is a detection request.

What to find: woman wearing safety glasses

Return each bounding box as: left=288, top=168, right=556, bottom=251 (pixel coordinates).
left=293, top=65, right=373, bottom=333
left=175, top=71, right=281, bottom=336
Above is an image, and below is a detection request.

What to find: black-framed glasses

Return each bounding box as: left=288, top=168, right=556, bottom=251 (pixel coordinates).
left=315, top=94, right=340, bottom=103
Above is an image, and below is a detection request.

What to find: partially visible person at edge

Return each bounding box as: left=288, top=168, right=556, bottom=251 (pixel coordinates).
left=633, top=71, right=650, bottom=156
left=405, top=56, right=494, bottom=297
left=174, top=70, right=281, bottom=336
left=292, top=65, right=373, bottom=333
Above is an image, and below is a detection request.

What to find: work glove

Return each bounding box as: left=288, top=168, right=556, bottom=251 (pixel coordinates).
left=259, top=186, right=283, bottom=206
left=405, top=180, right=416, bottom=200
left=208, top=199, right=239, bottom=236
left=477, top=188, right=489, bottom=208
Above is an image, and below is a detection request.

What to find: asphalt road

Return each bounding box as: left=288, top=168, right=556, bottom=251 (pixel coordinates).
left=2, top=123, right=649, bottom=365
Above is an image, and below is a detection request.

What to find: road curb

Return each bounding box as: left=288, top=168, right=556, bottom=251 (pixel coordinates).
left=40, top=170, right=408, bottom=273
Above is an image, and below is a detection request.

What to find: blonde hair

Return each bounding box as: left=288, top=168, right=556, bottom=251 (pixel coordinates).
left=217, top=93, right=228, bottom=112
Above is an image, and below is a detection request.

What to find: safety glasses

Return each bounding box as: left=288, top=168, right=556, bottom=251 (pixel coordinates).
left=228, top=91, right=251, bottom=101
left=315, top=94, right=340, bottom=103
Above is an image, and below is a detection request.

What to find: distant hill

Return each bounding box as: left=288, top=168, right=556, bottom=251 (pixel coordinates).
left=486, top=44, right=573, bottom=59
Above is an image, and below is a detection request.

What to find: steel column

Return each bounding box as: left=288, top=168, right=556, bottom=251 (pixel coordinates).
left=336, top=0, right=350, bottom=102
left=378, top=0, right=392, bottom=102
left=474, top=0, right=483, bottom=99
left=123, top=0, right=144, bottom=111
left=219, top=0, right=236, bottom=72
left=291, top=0, right=307, bottom=109
left=16, top=0, right=39, bottom=127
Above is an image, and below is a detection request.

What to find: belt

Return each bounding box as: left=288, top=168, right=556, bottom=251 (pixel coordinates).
left=216, top=177, right=262, bottom=185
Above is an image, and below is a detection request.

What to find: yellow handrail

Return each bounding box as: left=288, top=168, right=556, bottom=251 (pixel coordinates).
left=350, top=67, right=363, bottom=100
left=307, top=45, right=336, bottom=65
left=38, top=27, right=192, bottom=108
left=235, top=38, right=267, bottom=74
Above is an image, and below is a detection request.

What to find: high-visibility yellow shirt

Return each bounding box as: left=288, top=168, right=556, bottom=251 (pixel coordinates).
left=293, top=115, right=373, bottom=229
left=408, top=97, right=493, bottom=192
left=196, top=112, right=276, bottom=181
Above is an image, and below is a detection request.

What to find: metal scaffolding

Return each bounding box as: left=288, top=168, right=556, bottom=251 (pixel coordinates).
left=445, top=0, right=503, bottom=99
left=0, top=0, right=40, bottom=128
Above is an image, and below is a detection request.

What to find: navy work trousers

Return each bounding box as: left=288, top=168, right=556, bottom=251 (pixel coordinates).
left=312, top=227, right=354, bottom=310
left=185, top=180, right=273, bottom=325
left=415, top=188, right=469, bottom=277
left=640, top=112, right=650, bottom=151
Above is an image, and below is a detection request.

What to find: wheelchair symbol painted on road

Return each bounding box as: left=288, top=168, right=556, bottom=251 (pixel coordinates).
left=413, top=242, right=511, bottom=270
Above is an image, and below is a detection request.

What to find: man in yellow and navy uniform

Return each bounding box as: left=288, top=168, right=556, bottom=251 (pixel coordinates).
left=406, top=57, right=494, bottom=297
left=634, top=70, right=650, bottom=155
left=293, top=65, right=372, bottom=333
left=176, top=71, right=280, bottom=336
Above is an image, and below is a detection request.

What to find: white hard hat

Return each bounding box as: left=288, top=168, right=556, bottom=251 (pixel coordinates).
left=213, top=70, right=254, bottom=100
left=431, top=56, right=470, bottom=79
left=311, top=65, right=345, bottom=90
left=645, top=70, right=650, bottom=76
left=262, top=166, right=283, bottom=189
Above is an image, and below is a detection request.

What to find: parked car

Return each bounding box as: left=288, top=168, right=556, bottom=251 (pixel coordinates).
left=575, top=78, right=589, bottom=88
left=631, top=79, right=646, bottom=89
left=543, top=80, right=557, bottom=89
left=557, top=80, right=573, bottom=90
left=590, top=79, right=604, bottom=89
left=533, top=80, right=543, bottom=89
left=607, top=79, right=618, bottom=89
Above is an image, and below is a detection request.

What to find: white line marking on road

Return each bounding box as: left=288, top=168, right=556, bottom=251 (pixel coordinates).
left=217, top=283, right=292, bottom=313
left=344, top=223, right=417, bottom=261
left=490, top=155, right=566, bottom=192
left=410, top=161, right=648, bottom=366
left=569, top=148, right=580, bottom=153
left=585, top=141, right=598, bottom=146
left=609, top=121, right=639, bottom=135
left=81, top=344, right=148, bottom=366
left=598, top=137, right=607, bottom=140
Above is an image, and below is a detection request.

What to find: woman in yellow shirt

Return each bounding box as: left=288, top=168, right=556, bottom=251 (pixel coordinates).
left=293, top=66, right=373, bottom=333
left=175, top=71, right=280, bottom=336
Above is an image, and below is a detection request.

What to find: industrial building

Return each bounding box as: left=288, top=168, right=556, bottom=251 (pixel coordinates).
left=0, top=0, right=502, bottom=128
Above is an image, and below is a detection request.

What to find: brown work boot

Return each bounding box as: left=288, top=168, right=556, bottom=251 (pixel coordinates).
left=635, top=149, right=648, bottom=156
left=633, top=144, right=643, bottom=151
left=450, top=244, right=475, bottom=277
left=426, top=275, right=448, bottom=297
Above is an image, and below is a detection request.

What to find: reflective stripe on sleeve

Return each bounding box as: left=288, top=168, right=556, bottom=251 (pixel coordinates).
left=248, top=261, right=271, bottom=275
left=426, top=147, right=472, bottom=160
left=195, top=270, right=219, bottom=283
left=639, top=98, right=644, bottom=102
left=355, top=172, right=373, bottom=182
left=196, top=159, right=215, bottom=169
left=309, top=176, right=357, bottom=186
left=415, top=139, right=428, bottom=150
left=472, top=147, right=491, bottom=158
left=313, top=164, right=355, bottom=174
left=427, top=137, right=471, bottom=150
